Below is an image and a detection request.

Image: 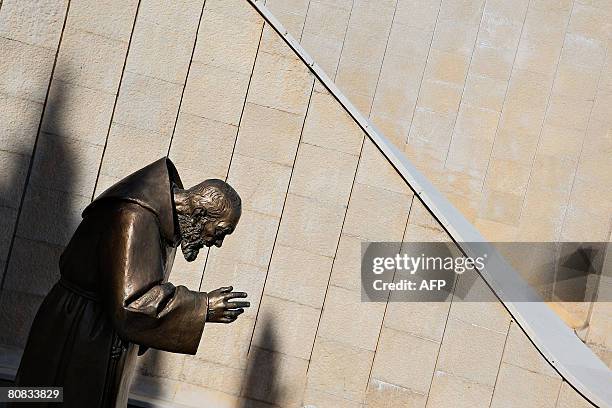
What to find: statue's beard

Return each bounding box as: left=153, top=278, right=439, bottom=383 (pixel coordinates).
left=178, top=213, right=205, bottom=262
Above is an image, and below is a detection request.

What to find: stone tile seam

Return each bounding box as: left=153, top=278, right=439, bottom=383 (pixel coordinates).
left=0, top=0, right=73, bottom=291
left=90, top=0, right=142, bottom=201
left=486, top=319, right=512, bottom=407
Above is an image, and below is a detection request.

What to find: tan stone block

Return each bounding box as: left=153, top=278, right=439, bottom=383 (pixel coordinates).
left=408, top=198, right=445, bottom=232
left=193, top=10, right=262, bottom=75
left=554, top=62, right=599, bottom=101
left=0, top=0, right=68, bottom=49
left=93, top=173, right=121, bottom=197
left=204, top=0, right=262, bottom=24
left=169, top=112, right=237, bottom=186
left=205, top=209, right=279, bottom=269
left=0, top=92, right=43, bottom=154
left=0, top=150, right=29, bottom=208
left=126, top=21, right=195, bottom=84
left=403, top=223, right=450, bottom=242
left=432, top=22, right=479, bottom=56
left=490, top=127, right=539, bottom=164
left=55, top=28, right=127, bottom=92
left=484, top=159, right=531, bottom=194
left=408, top=107, right=456, bottom=149
left=484, top=0, right=530, bottom=25
left=436, top=317, right=506, bottom=386
left=181, top=356, right=244, bottom=396
left=490, top=363, right=561, bottom=408
left=258, top=24, right=301, bottom=61
left=454, top=104, right=500, bottom=140
left=445, top=134, right=494, bottom=178
left=16, top=186, right=89, bottom=246
left=427, top=371, right=493, bottom=408
left=463, top=74, right=507, bottom=112
left=302, top=388, right=362, bottom=408
left=266, top=0, right=310, bottom=33
left=369, top=114, right=411, bottom=148
left=4, top=236, right=61, bottom=296
left=226, top=154, right=291, bottom=218
left=182, top=62, right=250, bottom=126
left=474, top=218, right=518, bottom=241
left=556, top=381, right=595, bottom=408
left=394, top=0, right=440, bottom=31
left=302, top=0, right=351, bottom=42
left=384, top=301, right=451, bottom=343
left=42, top=80, right=115, bottom=145
left=356, top=139, right=412, bottom=196
left=365, top=379, right=427, bottom=408
left=29, top=132, right=103, bottom=197
left=234, top=103, right=302, bottom=166
left=438, top=0, right=485, bottom=26
left=530, top=153, right=576, bottom=194
left=478, top=188, right=522, bottom=225
left=137, top=0, right=203, bottom=33
left=300, top=32, right=344, bottom=76
left=387, top=23, right=433, bottom=60
left=113, top=72, right=183, bottom=137
left=317, top=285, right=385, bottom=350
left=277, top=193, right=345, bottom=258
left=515, top=37, right=564, bottom=77
left=138, top=349, right=185, bottom=380
left=290, top=143, right=358, bottom=206
left=425, top=50, right=470, bottom=86
left=546, top=95, right=592, bottom=131
left=505, top=66, right=553, bottom=112
left=307, top=336, right=374, bottom=402
left=252, top=295, right=320, bottom=359
left=560, top=206, right=611, bottom=242
left=336, top=58, right=381, bottom=102
left=371, top=57, right=422, bottom=120
left=329, top=234, right=366, bottom=292
left=478, top=9, right=524, bottom=50
left=193, top=316, right=255, bottom=370
left=169, top=253, right=207, bottom=289
left=502, top=322, right=560, bottom=378
left=100, top=123, right=169, bottom=179
left=562, top=33, right=606, bottom=69
left=531, top=0, right=573, bottom=11
left=470, top=45, right=514, bottom=81
left=0, top=38, right=55, bottom=103
left=67, top=0, right=138, bottom=42
left=242, top=347, right=308, bottom=407
left=301, top=90, right=364, bottom=156
left=371, top=327, right=439, bottom=393
left=175, top=381, right=241, bottom=407
left=344, top=183, right=412, bottom=242
left=417, top=80, right=463, bottom=114
left=451, top=269, right=512, bottom=333
left=248, top=51, right=312, bottom=116
left=538, top=125, right=583, bottom=162
left=265, top=244, right=333, bottom=308
left=130, top=375, right=178, bottom=402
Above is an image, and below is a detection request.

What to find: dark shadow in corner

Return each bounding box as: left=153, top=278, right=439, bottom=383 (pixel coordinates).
left=0, top=78, right=77, bottom=351
left=241, top=316, right=280, bottom=407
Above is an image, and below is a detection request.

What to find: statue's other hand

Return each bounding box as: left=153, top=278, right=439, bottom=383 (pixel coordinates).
left=206, top=286, right=250, bottom=323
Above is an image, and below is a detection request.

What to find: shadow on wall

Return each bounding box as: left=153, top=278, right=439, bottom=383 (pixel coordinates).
left=0, top=77, right=78, bottom=349
left=241, top=316, right=280, bottom=407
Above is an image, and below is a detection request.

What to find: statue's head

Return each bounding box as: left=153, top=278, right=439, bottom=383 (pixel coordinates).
left=174, top=179, right=242, bottom=262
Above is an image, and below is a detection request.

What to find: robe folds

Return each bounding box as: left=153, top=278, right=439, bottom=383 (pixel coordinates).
left=12, top=158, right=208, bottom=407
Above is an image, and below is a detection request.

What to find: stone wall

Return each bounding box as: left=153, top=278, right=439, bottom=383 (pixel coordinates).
left=0, top=0, right=608, bottom=407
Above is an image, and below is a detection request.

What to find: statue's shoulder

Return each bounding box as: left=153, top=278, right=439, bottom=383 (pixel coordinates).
left=85, top=199, right=157, bottom=226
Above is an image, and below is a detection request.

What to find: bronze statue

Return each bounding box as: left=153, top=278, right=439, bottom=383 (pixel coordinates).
left=11, top=158, right=249, bottom=407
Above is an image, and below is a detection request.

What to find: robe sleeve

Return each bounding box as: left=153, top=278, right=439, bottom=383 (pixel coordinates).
left=99, top=202, right=207, bottom=355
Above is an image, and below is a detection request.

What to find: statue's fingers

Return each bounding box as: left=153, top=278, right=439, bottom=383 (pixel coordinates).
left=219, top=316, right=235, bottom=324
left=225, top=291, right=248, bottom=300
left=223, top=309, right=244, bottom=318
left=221, top=286, right=233, bottom=293
left=226, top=301, right=250, bottom=309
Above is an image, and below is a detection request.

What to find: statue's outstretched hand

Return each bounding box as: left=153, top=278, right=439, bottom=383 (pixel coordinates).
left=206, top=286, right=250, bottom=323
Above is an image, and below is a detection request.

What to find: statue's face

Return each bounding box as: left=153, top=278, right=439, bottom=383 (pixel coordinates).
left=179, top=206, right=240, bottom=262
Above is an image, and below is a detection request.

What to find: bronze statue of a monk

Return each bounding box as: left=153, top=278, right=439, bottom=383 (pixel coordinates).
left=12, top=158, right=249, bottom=407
